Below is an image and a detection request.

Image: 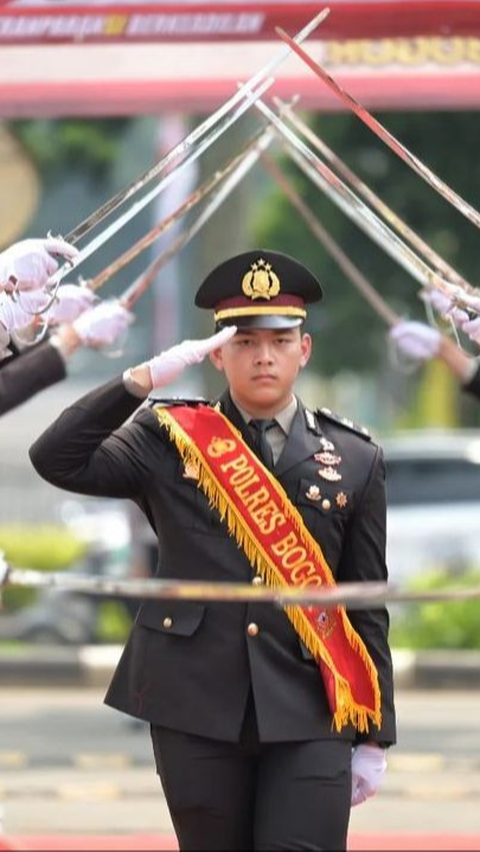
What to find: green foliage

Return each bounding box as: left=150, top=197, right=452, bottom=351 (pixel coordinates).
left=253, top=110, right=480, bottom=377
left=96, top=601, right=133, bottom=643
left=11, top=118, right=132, bottom=183
left=390, top=569, right=480, bottom=649
left=0, top=524, right=87, bottom=611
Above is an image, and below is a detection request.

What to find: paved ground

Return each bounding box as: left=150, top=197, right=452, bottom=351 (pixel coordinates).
left=1, top=686, right=480, bottom=849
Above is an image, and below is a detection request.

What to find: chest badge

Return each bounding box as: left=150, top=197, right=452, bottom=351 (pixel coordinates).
left=306, top=485, right=322, bottom=501
left=182, top=461, right=200, bottom=480
left=336, top=492, right=348, bottom=509
left=318, top=466, right=342, bottom=483
left=314, top=452, right=342, bottom=466
left=319, top=437, right=335, bottom=452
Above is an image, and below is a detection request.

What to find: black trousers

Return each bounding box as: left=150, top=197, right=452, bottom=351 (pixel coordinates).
left=150, top=696, right=352, bottom=851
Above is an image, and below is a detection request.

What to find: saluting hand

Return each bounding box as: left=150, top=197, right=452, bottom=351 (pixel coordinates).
left=147, top=326, right=237, bottom=388
left=123, top=326, right=237, bottom=398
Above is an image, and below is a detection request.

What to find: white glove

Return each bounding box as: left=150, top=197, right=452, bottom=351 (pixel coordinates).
left=422, top=287, right=469, bottom=326
left=72, top=300, right=133, bottom=347
left=45, top=284, right=96, bottom=325
left=389, top=321, right=441, bottom=360
left=460, top=314, right=480, bottom=345
left=147, top=326, right=237, bottom=389
left=351, top=744, right=387, bottom=807
left=0, top=290, right=48, bottom=332
left=0, top=237, right=78, bottom=292
left=449, top=293, right=480, bottom=345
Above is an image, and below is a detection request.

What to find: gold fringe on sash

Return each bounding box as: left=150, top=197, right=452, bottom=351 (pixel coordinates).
left=154, top=406, right=382, bottom=733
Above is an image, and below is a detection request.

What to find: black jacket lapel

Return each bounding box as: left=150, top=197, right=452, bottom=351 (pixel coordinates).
left=275, top=401, right=324, bottom=477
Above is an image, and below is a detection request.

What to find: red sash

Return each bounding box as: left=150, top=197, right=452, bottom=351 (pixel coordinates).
left=154, top=403, right=382, bottom=733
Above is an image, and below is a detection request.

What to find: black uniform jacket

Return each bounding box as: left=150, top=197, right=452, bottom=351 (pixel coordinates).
left=29, top=377, right=396, bottom=746
left=0, top=340, right=66, bottom=417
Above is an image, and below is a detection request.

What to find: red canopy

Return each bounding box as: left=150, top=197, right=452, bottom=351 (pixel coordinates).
left=0, top=2, right=479, bottom=115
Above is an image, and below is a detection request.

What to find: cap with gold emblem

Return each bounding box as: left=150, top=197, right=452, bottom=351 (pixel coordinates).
left=195, top=249, right=323, bottom=329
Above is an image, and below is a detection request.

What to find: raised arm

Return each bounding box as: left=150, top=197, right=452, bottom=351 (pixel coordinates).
left=29, top=376, right=156, bottom=499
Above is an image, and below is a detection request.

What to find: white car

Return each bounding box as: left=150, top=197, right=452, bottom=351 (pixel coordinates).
left=383, top=430, right=480, bottom=582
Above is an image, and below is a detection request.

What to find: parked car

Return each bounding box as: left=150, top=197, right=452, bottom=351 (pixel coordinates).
left=383, top=430, right=480, bottom=582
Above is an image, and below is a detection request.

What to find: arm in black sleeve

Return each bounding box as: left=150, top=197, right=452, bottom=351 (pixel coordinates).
left=0, top=340, right=66, bottom=417
left=337, top=445, right=396, bottom=746
left=29, top=376, right=158, bottom=499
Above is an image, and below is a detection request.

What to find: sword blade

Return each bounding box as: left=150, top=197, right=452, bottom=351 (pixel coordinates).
left=121, top=129, right=275, bottom=309
left=62, top=8, right=330, bottom=247
left=47, top=76, right=273, bottom=289
left=261, top=154, right=400, bottom=327
left=276, top=99, right=474, bottom=293
left=254, top=98, right=453, bottom=294
left=275, top=28, right=480, bottom=232
left=92, top=126, right=273, bottom=294
left=4, top=566, right=480, bottom=610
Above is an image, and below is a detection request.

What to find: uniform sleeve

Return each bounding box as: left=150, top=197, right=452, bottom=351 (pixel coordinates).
left=336, top=445, right=397, bottom=746
left=29, top=376, right=159, bottom=500
left=0, top=340, right=66, bottom=417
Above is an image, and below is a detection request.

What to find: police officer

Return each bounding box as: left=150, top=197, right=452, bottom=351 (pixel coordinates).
left=30, top=250, right=396, bottom=851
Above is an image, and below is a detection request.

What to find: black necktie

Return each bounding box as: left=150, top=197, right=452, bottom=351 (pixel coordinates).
left=250, top=419, right=276, bottom=469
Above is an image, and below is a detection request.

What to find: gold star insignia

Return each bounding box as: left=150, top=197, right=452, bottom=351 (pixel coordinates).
left=336, top=492, right=348, bottom=509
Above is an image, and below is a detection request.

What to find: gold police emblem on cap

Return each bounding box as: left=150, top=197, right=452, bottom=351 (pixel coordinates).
left=242, top=258, right=280, bottom=301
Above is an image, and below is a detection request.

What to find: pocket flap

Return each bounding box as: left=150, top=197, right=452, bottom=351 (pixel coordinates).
left=136, top=599, right=206, bottom=636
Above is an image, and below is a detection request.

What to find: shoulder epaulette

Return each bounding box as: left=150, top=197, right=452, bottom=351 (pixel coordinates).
left=316, top=407, right=371, bottom=441
left=149, top=396, right=208, bottom=409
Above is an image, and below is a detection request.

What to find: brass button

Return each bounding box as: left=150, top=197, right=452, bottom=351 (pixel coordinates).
left=163, top=617, right=173, bottom=629
left=247, top=622, right=259, bottom=637
left=252, top=575, right=263, bottom=586
left=322, top=498, right=331, bottom=511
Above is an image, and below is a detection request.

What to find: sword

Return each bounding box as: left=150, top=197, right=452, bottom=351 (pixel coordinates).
left=2, top=560, right=480, bottom=610
left=88, top=126, right=274, bottom=295
left=261, top=154, right=401, bottom=327
left=275, top=98, right=475, bottom=293
left=62, top=8, right=330, bottom=248
left=120, top=129, right=275, bottom=310
left=253, top=97, right=461, bottom=299
left=275, top=27, right=480, bottom=232
left=45, top=75, right=274, bottom=298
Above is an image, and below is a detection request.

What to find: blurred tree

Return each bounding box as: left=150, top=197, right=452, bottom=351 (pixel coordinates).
left=11, top=118, right=132, bottom=185
left=252, top=110, right=480, bottom=381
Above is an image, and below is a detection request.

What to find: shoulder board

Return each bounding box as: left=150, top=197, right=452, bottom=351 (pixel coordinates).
left=148, top=396, right=208, bottom=409
left=316, top=407, right=371, bottom=441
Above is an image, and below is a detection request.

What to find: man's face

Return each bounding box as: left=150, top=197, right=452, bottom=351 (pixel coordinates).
left=209, top=326, right=312, bottom=414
